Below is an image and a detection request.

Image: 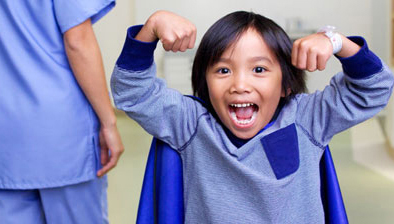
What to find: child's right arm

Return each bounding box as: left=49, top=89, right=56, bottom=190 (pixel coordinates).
left=134, top=10, right=196, bottom=52
left=111, top=11, right=202, bottom=150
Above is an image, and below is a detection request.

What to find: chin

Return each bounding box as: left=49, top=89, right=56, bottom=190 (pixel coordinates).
left=232, top=129, right=258, bottom=140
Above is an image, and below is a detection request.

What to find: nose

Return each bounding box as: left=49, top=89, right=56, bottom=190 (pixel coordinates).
left=229, top=72, right=252, bottom=94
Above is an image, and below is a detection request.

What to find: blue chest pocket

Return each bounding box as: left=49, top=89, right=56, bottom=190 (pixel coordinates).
left=260, top=123, right=299, bottom=180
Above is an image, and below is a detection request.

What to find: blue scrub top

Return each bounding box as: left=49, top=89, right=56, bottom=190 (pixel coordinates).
left=0, top=0, right=115, bottom=189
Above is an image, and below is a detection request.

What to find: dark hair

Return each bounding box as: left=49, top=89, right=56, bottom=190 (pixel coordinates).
left=192, top=11, right=306, bottom=113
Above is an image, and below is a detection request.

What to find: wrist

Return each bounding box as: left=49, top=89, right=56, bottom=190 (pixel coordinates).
left=135, top=15, right=158, bottom=42
left=317, top=25, right=342, bottom=54
left=100, top=113, right=117, bottom=129
left=335, top=35, right=361, bottom=58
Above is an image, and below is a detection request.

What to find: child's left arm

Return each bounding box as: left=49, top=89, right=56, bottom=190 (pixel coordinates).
left=292, top=32, right=360, bottom=72
left=291, top=32, right=394, bottom=147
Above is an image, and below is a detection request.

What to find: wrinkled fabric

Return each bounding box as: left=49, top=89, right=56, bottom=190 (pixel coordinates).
left=0, top=177, right=108, bottom=224
left=0, top=0, right=114, bottom=189
left=112, top=26, right=393, bottom=223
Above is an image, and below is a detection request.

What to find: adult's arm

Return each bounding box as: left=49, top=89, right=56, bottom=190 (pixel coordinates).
left=64, top=18, right=124, bottom=177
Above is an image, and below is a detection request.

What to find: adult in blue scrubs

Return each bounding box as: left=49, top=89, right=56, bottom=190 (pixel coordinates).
left=0, top=0, right=124, bottom=223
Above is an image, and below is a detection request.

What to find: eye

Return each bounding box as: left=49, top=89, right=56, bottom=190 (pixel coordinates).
left=217, top=68, right=230, bottom=74
left=253, top=66, right=266, bottom=73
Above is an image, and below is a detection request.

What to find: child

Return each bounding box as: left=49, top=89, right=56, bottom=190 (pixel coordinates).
left=112, top=10, right=393, bottom=223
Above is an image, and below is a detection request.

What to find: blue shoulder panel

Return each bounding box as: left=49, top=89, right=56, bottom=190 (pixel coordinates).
left=260, top=124, right=300, bottom=179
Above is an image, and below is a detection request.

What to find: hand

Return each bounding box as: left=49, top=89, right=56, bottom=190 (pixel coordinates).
left=291, top=33, right=333, bottom=72
left=136, top=10, right=196, bottom=52
left=97, top=124, right=124, bottom=177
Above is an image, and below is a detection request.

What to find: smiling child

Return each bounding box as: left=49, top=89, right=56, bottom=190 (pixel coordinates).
left=111, top=10, right=393, bottom=223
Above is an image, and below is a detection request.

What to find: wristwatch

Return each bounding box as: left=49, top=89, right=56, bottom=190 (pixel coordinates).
left=317, top=25, right=342, bottom=54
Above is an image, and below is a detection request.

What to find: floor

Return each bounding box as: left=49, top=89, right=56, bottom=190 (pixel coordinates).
left=107, top=114, right=394, bottom=223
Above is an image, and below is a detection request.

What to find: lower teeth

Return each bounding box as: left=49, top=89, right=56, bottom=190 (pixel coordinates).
left=230, top=111, right=257, bottom=125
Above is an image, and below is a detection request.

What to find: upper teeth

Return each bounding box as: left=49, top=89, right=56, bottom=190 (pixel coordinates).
left=230, top=103, right=254, bottom=108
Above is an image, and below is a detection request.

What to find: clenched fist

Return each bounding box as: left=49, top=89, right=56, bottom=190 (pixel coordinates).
left=136, top=10, right=196, bottom=52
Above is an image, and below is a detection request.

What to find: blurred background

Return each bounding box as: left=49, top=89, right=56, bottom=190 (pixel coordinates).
left=93, top=0, right=394, bottom=223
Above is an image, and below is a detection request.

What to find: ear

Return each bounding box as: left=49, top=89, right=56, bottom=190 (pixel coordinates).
left=281, top=88, right=291, bottom=97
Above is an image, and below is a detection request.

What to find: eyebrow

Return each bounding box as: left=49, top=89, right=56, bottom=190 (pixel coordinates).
left=217, top=56, right=273, bottom=64
left=249, top=56, right=273, bottom=64
left=217, top=58, right=232, bottom=63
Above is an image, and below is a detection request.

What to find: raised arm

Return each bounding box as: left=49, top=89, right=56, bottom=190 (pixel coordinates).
left=290, top=31, right=394, bottom=147
left=135, top=10, right=196, bottom=52
left=64, top=19, right=124, bottom=177
left=111, top=11, right=204, bottom=150
left=292, top=32, right=360, bottom=72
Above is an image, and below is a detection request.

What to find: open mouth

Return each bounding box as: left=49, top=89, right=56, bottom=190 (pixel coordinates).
left=229, top=103, right=258, bottom=126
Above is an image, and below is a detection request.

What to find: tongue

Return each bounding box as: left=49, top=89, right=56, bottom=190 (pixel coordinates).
left=235, top=106, right=254, bottom=119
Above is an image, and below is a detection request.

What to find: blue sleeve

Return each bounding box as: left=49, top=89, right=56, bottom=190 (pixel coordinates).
left=111, top=26, right=208, bottom=150
left=336, top=36, right=383, bottom=79
left=295, top=38, right=394, bottom=148
left=54, top=0, right=116, bottom=33
left=116, top=25, right=159, bottom=71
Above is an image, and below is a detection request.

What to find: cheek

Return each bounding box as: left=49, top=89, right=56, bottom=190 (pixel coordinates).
left=206, top=77, right=228, bottom=118
left=257, top=79, right=283, bottom=102
left=267, top=74, right=284, bottom=98
left=206, top=76, right=220, bottom=100
left=207, top=85, right=222, bottom=111
left=206, top=77, right=219, bottom=111
left=206, top=78, right=214, bottom=101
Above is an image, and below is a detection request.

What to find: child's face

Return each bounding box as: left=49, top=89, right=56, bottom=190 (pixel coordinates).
left=206, top=28, right=284, bottom=139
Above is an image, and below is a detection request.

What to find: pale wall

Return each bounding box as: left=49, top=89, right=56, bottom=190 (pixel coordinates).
left=93, top=0, right=135, bottom=92
left=92, top=0, right=393, bottom=145
left=135, top=0, right=379, bottom=92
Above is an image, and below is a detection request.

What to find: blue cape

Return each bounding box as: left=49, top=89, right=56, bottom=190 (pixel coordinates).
left=137, top=138, right=348, bottom=224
